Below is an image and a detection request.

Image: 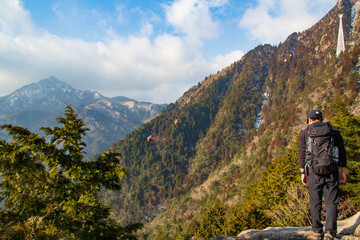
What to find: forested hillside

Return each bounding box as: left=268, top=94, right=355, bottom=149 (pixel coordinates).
left=105, top=0, right=360, bottom=239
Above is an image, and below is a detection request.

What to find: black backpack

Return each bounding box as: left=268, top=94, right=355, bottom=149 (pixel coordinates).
left=305, top=122, right=340, bottom=175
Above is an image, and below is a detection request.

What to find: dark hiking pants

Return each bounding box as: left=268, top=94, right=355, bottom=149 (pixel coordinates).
left=307, top=172, right=339, bottom=234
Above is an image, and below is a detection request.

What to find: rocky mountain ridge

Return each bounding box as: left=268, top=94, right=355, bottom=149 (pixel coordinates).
left=0, top=76, right=166, bottom=156
left=0, top=76, right=101, bottom=114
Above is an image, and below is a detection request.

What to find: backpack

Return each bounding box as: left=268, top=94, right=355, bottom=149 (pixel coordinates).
left=305, top=122, right=340, bottom=175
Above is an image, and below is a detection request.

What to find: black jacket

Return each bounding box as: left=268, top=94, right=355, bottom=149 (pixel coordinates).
left=298, top=122, right=347, bottom=169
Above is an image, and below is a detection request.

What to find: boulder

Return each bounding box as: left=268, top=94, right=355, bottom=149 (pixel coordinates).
left=211, top=212, right=360, bottom=240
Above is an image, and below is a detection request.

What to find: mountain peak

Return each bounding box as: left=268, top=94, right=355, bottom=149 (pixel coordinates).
left=40, top=75, right=60, bottom=82
left=36, top=76, right=73, bottom=90
left=0, top=77, right=100, bottom=114
left=0, top=76, right=167, bottom=157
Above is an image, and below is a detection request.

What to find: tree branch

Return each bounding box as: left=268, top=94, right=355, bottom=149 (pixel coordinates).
left=32, top=175, right=55, bottom=188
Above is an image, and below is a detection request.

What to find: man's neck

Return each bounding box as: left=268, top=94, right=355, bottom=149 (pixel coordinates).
left=309, top=119, right=322, bottom=125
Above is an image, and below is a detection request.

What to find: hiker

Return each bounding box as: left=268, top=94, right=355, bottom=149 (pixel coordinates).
left=298, top=110, right=347, bottom=240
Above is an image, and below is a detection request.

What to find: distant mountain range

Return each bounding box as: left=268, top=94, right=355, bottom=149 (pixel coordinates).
left=0, top=76, right=166, bottom=156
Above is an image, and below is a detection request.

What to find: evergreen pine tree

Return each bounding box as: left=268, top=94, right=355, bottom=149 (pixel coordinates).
left=328, top=97, right=360, bottom=206
left=0, top=105, right=142, bottom=239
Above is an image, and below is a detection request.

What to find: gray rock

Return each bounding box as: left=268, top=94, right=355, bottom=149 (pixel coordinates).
left=211, top=212, right=360, bottom=240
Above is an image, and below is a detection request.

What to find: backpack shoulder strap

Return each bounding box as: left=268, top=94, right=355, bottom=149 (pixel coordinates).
left=305, top=128, right=313, bottom=175
left=306, top=127, right=313, bottom=153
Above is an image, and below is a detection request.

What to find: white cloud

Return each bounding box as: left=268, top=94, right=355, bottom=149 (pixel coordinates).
left=114, top=4, right=126, bottom=24
left=0, top=0, right=36, bottom=36
left=211, top=50, right=244, bottom=71
left=0, top=0, right=224, bottom=103
left=239, top=0, right=337, bottom=44
left=3, top=0, right=336, bottom=103
left=165, top=0, right=224, bottom=42
left=140, top=23, right=154, bottom=37
left=0, top=29, right=215, bottom=103
left=208, top=0, right=229, bottom=8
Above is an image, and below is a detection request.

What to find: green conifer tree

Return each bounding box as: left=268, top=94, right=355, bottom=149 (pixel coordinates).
left=328, top=97, right=360, bottom=206
left=0, top=105, right=142, bottom=240
left=194, top=202, right=227, bottom=240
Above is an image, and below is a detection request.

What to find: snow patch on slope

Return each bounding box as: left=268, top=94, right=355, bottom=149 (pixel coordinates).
left=254, top=91, right=269, bottom=130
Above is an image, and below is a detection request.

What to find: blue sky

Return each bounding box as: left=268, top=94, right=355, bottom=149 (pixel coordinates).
left=0, top=0, right=337, bottom=103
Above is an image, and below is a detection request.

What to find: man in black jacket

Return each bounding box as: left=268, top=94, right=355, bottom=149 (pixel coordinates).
left=298, top=110, right=347, bottom=240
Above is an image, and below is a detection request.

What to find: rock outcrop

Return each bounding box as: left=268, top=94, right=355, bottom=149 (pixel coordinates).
left=211, top=212, right=360, bottom=240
